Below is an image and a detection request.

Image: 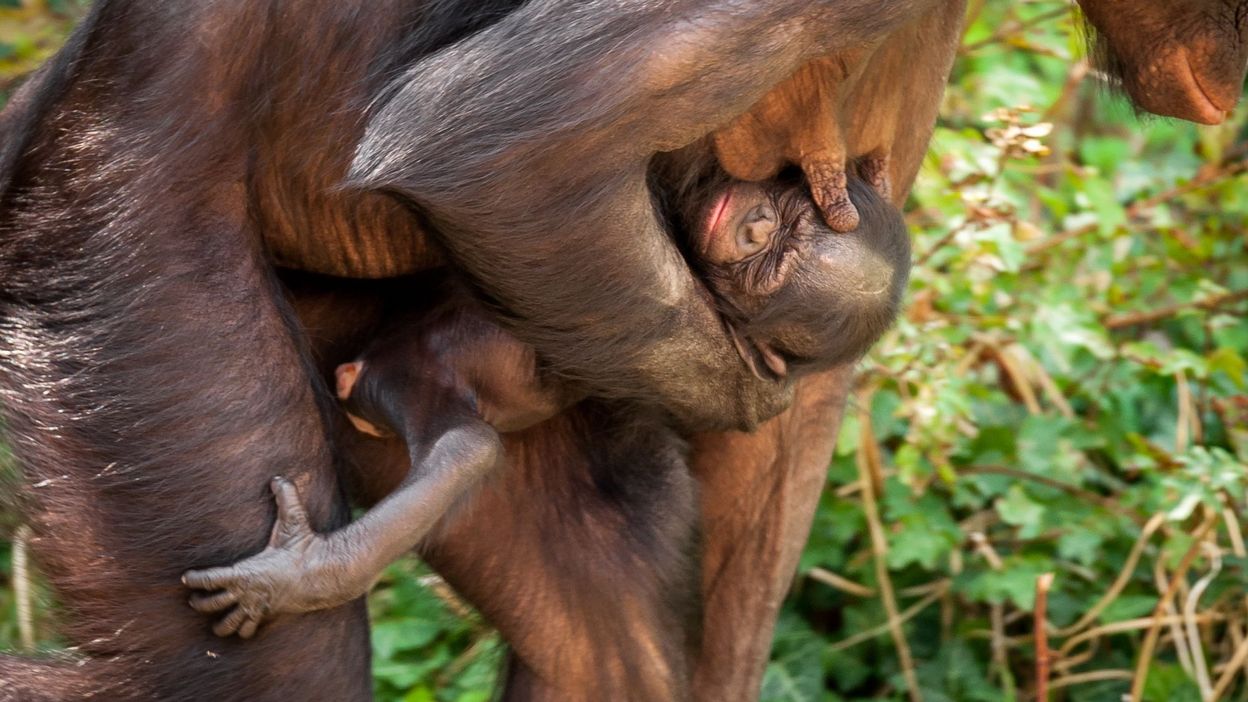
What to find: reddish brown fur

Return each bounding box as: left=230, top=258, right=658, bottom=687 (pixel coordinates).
left=6, top=0, right=1227, bottom=699
left=0, top=1, right=952, bottom=699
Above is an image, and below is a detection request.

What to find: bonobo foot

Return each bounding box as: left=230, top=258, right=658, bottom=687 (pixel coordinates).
left=183, top=477, right=366, bottom=638
left=802, top=157, right=859, bottom=233
left=858, top=153, right=893, bottom=201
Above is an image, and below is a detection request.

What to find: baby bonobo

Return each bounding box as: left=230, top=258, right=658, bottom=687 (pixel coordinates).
left=183, top=176, right=909, bottom=639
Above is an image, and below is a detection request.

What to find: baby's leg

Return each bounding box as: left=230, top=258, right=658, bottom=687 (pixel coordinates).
left=185, top=354, right=501, bottom=638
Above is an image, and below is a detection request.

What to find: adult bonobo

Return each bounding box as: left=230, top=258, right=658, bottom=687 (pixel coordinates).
left=0, top=3, right=1243, bottom=702
left=0, top=1, right=937, bottom=700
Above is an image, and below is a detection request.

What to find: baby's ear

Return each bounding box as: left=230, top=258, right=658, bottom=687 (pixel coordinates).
left=335, top=361, right=365, bottom=400
left=727, top=325, right=788, bottom=382
left=755, top=341, right=788, bottom=379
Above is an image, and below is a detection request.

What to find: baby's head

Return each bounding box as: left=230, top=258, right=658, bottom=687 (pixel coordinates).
left=684, top=174, right=910, bottom=379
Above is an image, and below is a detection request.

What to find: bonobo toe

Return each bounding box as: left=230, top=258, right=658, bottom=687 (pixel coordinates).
left=859, top=156, right=893, bottom=200
left=819, top=195, right=861, bottom=233
left=804, top=161, right=859, bottom=232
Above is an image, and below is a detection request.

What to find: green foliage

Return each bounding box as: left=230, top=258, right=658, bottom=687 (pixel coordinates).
left=785, top=3, right=1248, bottom=699
left=368, top=560, right=501, bottom=702
left=1, top=2, right=1246, bottom=701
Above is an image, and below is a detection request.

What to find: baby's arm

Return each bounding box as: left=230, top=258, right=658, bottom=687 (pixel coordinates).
left=184, top=349, right=502, bottom=639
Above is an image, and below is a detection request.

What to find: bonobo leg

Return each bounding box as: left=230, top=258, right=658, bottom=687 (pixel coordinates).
left=420, top=406, right=700, bottom=702
left=687, top=6, right=967, bottom=696
left=0, top=193, right=370, bottom=699
left=689, top=368, right=854, bottom=701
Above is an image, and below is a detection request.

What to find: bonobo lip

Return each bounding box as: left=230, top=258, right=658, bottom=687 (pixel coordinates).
left=707, top=185, right=734, bottom=239
left=1181, top=49, right=1234, bottom=125
left=1139, top=48, right=1237, bottom=125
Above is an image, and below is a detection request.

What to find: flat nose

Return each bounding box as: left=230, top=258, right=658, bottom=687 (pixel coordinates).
left=742, top=204, right=777, bottom=243
left=745, top=218, right=776, bottom=243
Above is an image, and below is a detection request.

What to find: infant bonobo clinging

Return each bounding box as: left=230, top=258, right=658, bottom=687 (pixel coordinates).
left=183, top=175, right=909, bottom=638
left=684, top=173, right=909, bottom=381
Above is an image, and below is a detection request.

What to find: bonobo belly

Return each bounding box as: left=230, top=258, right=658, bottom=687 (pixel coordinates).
left=263, top=191, right=444, bottom=278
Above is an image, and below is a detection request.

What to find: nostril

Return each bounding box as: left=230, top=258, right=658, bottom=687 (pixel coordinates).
left=746, top=220, right=776, bottom=243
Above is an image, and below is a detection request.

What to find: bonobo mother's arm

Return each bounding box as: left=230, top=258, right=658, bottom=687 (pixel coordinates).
left=350, top=0, right=927, bottom=430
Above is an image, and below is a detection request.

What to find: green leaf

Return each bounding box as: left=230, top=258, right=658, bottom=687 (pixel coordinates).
left=1098, top=595, right=1157, bottom=624
left=1142, top=663, right=1202, bottom=702
left=996, top=486, right=1046, bottom=538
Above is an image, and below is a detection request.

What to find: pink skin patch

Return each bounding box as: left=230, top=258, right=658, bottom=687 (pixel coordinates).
left=334, top=361, right=388, bottom=438
left=335, top=362, right=362, bottom=400
left=703, top=184, right=735, bottom=252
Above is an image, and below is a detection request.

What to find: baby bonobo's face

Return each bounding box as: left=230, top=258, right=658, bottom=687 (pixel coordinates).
left=693, top=180, right=810, bottom=301
left=698, top=182, right=783, bottom=265
left=693, top=177, right=911, bottom=382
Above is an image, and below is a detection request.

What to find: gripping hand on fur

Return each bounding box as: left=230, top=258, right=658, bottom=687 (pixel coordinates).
left=183, top=477, right=365, bottom=638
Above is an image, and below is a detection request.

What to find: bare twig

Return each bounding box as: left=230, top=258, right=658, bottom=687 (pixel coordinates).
left=959, top=7, right=1070, bottom=54
left=1130, top=513, right=1220, bottom=701
left=961, top=465, right=1141, bottom=524
left=1059, top=613, right=1229, bottom=665
left=970, top=533, right=1012, bottom=694
left=1211, top=636, right=1248, bottom=702
left=807, top=568, right=875, bottom=598
left=1154, top=557, right=1197, bottom=678
left=1176, top=371, right=1193, bottom=451
left=857, top=401, right=923, bottom=702
left=1103, top=289, right=1248, bottom=331
left=1058, top=514, right=1166, bottom=637
left=1050, top=670, right=1134, bottom=690
left=1036, top=573, right=1055, bottom=702
left=1025, top=149, right=1248, bottom=258
left=417, top=574, right=476, bottom=621
left=829, top=585, right=949, bottom=653
left=1183, top=548, right=1221, bottom=699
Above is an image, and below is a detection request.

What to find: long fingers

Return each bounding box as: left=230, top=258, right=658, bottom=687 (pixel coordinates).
left=182, top=566, right=239, bottom=592
left=237, top=617, right=261, bottom=640
left=213, top=606, right=250, bottom=638
left=270, top=476, right=311, bottom=535
left=188, top=589, right=238, bottom=614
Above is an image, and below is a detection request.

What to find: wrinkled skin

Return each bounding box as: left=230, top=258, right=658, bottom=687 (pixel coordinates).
left=1077, top=0, right=1248, bottom=124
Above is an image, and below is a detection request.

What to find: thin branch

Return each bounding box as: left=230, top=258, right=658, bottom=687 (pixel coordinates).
left=960, top=465, right=1141, bottom=524
left=1130, top=513, right=1220, bottom=701
left=857, top=401, right=923, bottom=702
left=1058, top=513, right=1166, bottom=637
left=1025, top=149, right=1248, bottom=258
left=807, top=568, right=875, bottom=598
left=959, top=7, right=1070, bottom=54
left=1059, top=613, right=1229, bottom=665
left=1182, top=549, right=1220, bottom=700
left=828, top=585, right=949, bottom=653
left=1036, top=573, right=1055, bottom=702
left=1050, top=670, right=1135, bottom=690
left=1211, top=636, right=1248, bottom=702
left=1102, top=289, right=1248, bottom=331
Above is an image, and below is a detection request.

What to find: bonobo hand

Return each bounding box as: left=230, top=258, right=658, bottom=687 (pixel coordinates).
left=183, top=477, right=366, bottom=639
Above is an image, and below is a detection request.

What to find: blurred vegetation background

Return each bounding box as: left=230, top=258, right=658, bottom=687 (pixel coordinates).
left=2, top=1, right=1247, bottom=700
